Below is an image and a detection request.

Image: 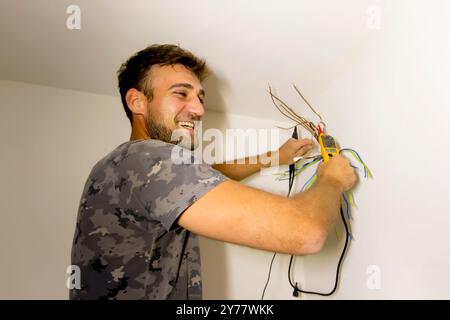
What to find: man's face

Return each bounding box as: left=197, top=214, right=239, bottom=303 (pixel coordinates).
left=145, top=64, right=205, bottom=150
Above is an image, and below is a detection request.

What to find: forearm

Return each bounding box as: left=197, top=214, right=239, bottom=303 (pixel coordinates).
left=291, top=177, right=342, bottom=232
left=212, top=137, right=314, bottom=181
left=212, top=151, right=277, bottom=181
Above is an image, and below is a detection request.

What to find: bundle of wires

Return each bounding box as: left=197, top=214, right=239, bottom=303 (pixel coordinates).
left=261, top=85, right=373, bottom=299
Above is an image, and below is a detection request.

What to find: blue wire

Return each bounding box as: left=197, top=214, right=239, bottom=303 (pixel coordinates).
left=300, top=160, right=322, bottom=191
left=301, top=171, right=317, bottom=192
left=340, top=148, right=367, bottom=178
left=295, top=158, right=321, bottom=173
left=340, top=149, right=366, bottom=178
left=277, top=158, right=321, bottom=181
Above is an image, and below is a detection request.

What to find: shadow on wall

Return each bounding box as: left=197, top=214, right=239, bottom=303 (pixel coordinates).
left=199, top=237, right=229, bottom=299
left=202, top=69, right=229, bottom=115
left=198, top=71, right=231, bottom=299
left=294, top=213, right=351, bottom=294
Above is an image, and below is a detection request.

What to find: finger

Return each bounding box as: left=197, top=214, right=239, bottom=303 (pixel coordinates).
left=293, top=139, right=313, bottom=148
left=294, top=145, right=313, bottom=157
left=299, top=138, right=313, bottom=145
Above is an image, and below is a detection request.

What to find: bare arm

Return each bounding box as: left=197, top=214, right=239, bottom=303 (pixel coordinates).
left=211, top=151, right=274, bottom=181
left=178, top=155, right=355, bottom=255
left=212, top=138, right=313, bottom=181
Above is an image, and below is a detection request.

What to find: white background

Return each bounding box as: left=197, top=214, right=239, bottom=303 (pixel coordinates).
left=1, top=0, right=449, bottom=299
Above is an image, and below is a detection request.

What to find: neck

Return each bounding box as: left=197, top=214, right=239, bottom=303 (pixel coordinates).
left=129, top=118, right=150, bottom=141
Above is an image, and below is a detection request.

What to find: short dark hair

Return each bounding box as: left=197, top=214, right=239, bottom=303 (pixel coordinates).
left=117, top=44, right=208, bottom=123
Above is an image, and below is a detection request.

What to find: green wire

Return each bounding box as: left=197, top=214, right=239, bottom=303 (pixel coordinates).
left=341, top=149, right=373, bottom=179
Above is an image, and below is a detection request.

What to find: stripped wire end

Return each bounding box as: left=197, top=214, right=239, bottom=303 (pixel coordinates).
left=340, top=148, right=373, bottom=180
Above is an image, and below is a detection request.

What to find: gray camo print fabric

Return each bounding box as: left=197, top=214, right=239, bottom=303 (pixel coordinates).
left=70, top=139, right=228, bottom=300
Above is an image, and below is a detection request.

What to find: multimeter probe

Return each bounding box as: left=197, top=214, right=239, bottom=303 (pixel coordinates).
left=261, top=84, right=372, bottom=299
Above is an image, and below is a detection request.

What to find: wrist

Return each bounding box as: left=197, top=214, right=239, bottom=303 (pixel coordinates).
left=316, top=175, right=344, bottom=194
left=259, top=150, right=280, bottom=168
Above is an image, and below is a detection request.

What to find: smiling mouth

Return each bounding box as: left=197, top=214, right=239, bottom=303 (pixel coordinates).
left=177, top=121, right=195, bottom=131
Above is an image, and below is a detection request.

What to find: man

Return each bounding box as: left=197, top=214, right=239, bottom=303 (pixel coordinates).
left=70, top=44, right=356, bottom=300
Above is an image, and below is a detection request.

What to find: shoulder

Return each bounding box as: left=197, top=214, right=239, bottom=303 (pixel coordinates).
left=126, top=139, right=173, bottom=153
left=92, top=139, right=176, bottom=170
left=124, top=139, right=175, bottom=158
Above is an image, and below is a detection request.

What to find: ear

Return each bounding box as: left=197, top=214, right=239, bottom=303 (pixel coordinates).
left=125, top=88, right=148, bottom=117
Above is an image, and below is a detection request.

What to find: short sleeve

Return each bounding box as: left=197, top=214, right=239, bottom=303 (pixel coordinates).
left=131, top=142, right=228, bottom=231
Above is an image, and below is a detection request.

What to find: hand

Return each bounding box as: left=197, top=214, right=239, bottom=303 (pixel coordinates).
left=316, top=155, right=357, bottom=192
left=277, top=138, right=314, bottom=166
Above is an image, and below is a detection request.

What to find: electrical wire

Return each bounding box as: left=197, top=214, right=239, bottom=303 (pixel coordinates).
left=288, top=204, right=350, bottom=297
left=262, top=127, right=297, bottom=299
left=340, top=148, right=373, bottom=179
left=291, top=83, right=323, bottom=122
left=273, top=157, right=322, bottom=181
left=263, top=169, right=350, bottom=298
left=285, top=147, right=374, bottom=296
left=261, top=134, right=352, bottom=299
left=268, top=86, right=319, bottom=140
left=261, top=252, right=277, bottom=300
left=262, top=86, right=372, bottom=299
left=288, top=126, right=298, bottom=196
left=287, top=147, right=351, bottom=297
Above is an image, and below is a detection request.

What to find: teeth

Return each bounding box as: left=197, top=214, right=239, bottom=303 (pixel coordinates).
left=178, top=121, right=194, bottom=128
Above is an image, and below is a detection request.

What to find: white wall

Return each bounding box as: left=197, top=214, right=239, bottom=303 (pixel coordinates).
left=0, top=80, right=296, bottom=299
left=204, top=0, right=450, bottom=298
left=0, top=81, right=129, bottom=299
left=2, top=0, right=450, bottom=299
left=290, top=1, right=450, bottom=299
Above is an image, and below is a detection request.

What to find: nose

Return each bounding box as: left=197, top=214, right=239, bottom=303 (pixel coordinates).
left=187, top=96, right=205, bottom=119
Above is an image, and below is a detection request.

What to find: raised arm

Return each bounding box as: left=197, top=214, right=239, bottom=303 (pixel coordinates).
left=212, top=138, right=313, bottom=181
left=178, top=155, right=356, bottom=255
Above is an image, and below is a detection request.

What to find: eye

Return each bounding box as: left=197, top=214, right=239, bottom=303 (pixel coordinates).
left=174, top=91, right=187, bottom=98
left=198, top=96, right=204, bottom=104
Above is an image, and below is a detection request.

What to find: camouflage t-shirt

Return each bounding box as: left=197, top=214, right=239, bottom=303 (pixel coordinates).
left=70, top=139, right=228, bottom=300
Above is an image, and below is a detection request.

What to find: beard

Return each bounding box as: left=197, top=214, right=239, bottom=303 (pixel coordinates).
left=146, top=109, right=198, bottom=151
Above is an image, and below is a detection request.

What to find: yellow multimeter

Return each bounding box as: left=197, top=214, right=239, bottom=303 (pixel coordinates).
left=318, top=133, right=340, bottom=162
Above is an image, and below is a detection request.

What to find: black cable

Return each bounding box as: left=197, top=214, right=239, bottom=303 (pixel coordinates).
left=289, top=204, right=350, bottom=297
left=262, top=127, right=296, bottom=300
left=261, top=126, right=350, bottom=298
left=261, top=252, right=277, bottom=300
left=287, top=127, right=298, bottom=197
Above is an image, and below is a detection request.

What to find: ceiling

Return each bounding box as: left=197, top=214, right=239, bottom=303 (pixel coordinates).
left=0, top=0, right=376, bottom=121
